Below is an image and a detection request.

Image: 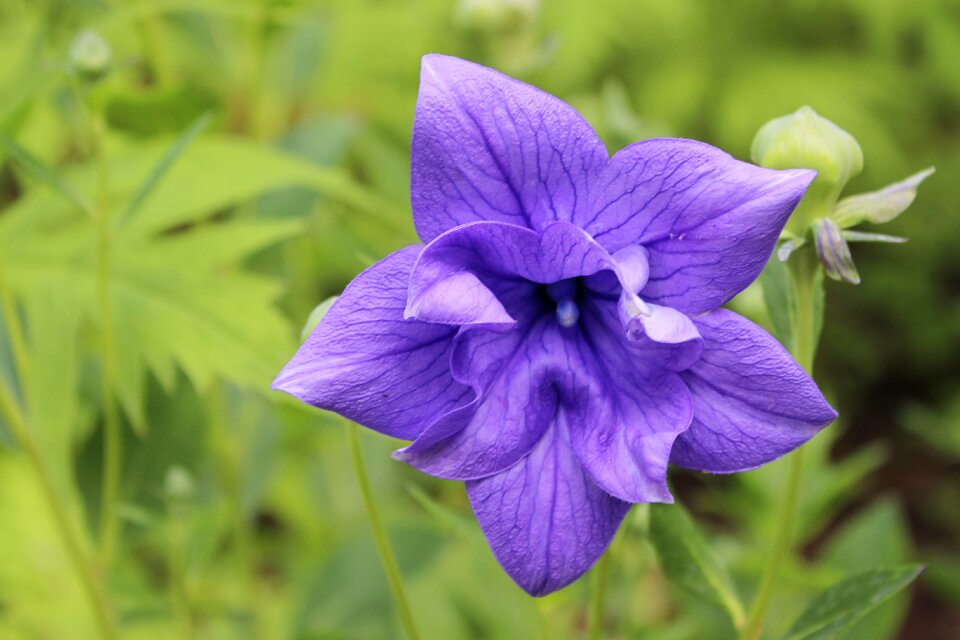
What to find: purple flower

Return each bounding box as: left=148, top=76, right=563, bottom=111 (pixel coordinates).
left=273, top=55, right=837, bottom=596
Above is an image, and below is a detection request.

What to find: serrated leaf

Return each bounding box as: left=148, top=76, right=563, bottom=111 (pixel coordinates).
left=648, top=502, right=745, bottom=628
left=1, top=205, right=302, bottom=434
left=834, top=167, right=934, bottom=227
left=0, top=129, right=399, bottom=433
left=0, top=134, right=405, bottom=241
left=116, top=136, right=404, bottom=238
left=783, top=566, right=923, bottom=640
left=115, top=111, right=213, bottom=228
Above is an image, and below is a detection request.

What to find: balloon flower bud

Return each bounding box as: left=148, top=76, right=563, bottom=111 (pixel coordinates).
left=69, top=30, right=112, bottom=83
left=752, top=106, right=863, bottom=194
left=455, top=0, right=540, bottom=32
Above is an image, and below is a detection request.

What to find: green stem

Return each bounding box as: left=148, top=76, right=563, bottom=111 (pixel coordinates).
left=87, top=109, right=122, bottom=566
left=0, top=276, right=29, bottom=385
left=741, top=250, right=819, bottom=640
left=208, top=382, right=262, bottom=637
left=347, top=423, right=420, bottom=640
left=586, top=545, right=613, bottom=640
left=0, top=383, right=119, bottom=639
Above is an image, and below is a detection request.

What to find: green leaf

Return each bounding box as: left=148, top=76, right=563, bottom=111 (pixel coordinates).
left=113, top=136, right=404, bottom=238
left=759, top=255, right=795, bottom=352
left=812, top=265, right=825, bottom=349
left=0, top=132, right=403, bottom=432
left=648, top=502, right=745, bottom=628
left=0, top=133, right=93, bottom=216
left=0, top=454, right=102, bottom=638
left=821, top=501, right=912, bottom=640
left=115, top=111, right=213, bottom=229
left=834, top=167, right=934, bottom=228
left=783, top=566, right=924, bottom=640
left=0, top=134, right=405, bottom=241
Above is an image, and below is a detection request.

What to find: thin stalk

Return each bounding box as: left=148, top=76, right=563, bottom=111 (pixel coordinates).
left=167, top=505, right=195, bottom=637
left=347, top=423, right=420, bottom=640
left=207, top=382, right=262, bottom=638
left=87, top=110, right=122, bottom=566
left=0, top=383, right=119, bottom=639
left=586, top=545, right=613, bottom=640
left=741, top=250, right=818, bottom=640
left=0, top=274, right=28, bottom=384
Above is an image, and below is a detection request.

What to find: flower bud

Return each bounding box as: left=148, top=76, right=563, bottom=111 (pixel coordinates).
left=812, top=217, right=860, bottom=285
left=752, top=107, right=864, bottom=239
left=751, top=106, right=863, bottom=193
left=69, top=30, right=112, bottom=83
left=455, top=0, right=540, bottom=32
left=163, top=466, right=195, bottom=501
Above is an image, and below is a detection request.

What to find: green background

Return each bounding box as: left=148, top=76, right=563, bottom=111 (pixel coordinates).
left=0, top=0, right=957, bottom=638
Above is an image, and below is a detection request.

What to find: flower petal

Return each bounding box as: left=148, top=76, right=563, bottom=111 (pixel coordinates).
left=670, top=309, right=837, bottom=473
left=394, top=318, right=560, bottom=479
left=411, top=55, right=608, bottom=243
left=466, top=421, right=630, bottom=596
left=272, top=246, right=470, bottom=440
left=567, top=302, right=694, bottom=503
left=583, top=138, right=815, bottom=314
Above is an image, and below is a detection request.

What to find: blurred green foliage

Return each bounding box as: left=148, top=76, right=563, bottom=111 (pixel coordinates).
left=0, top=0, right=957, bottom=638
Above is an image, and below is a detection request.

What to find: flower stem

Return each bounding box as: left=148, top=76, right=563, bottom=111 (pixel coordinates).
left=586, top=543, right=613, bottom=640
left=85, top=107, right=122, bottom=567
left=0, top=382, right=119, bottom=640
left=347, top=423, right=420, bottom=640
left=741, top=250, right=819, bottom=640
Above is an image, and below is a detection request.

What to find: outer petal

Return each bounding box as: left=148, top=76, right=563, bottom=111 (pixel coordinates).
left=671, top=309, right=837, bottom=473
left=567, top=301, right=694, bottom=503
left=272, top=246, right=470, bottom=440
left=583, top=138, right=815, bottom=314
left=411, top=55, right=608, bottom=242
left=466, top=421, right=630, bottom=596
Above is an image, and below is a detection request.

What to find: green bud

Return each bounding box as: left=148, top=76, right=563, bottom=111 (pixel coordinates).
left=752, top=107, right=864, bottom=239
left=163, top=466, right=195, bottom=500
left=751, top=106, right=863, bottom=192
left=69, top=30, right=112, bottom=82
left=455, top=0, right=540, bottom=32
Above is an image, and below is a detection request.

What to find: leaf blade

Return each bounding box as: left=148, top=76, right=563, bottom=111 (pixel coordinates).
left=115, top=111, right=213, bottom=229
left=648, top=502, right=745, bottom=628
left=783, top=565, right=924, bottom=640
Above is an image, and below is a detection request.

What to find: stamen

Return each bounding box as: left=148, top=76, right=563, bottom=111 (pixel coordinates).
left=624, top=292, right=652, bottom=318
left=556, top=299, right=580, bottom=328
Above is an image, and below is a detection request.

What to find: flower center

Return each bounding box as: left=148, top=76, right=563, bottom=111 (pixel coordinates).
left=545, top=279, right=580, bottom=328
left=555, top=299, right=580, bottom=328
